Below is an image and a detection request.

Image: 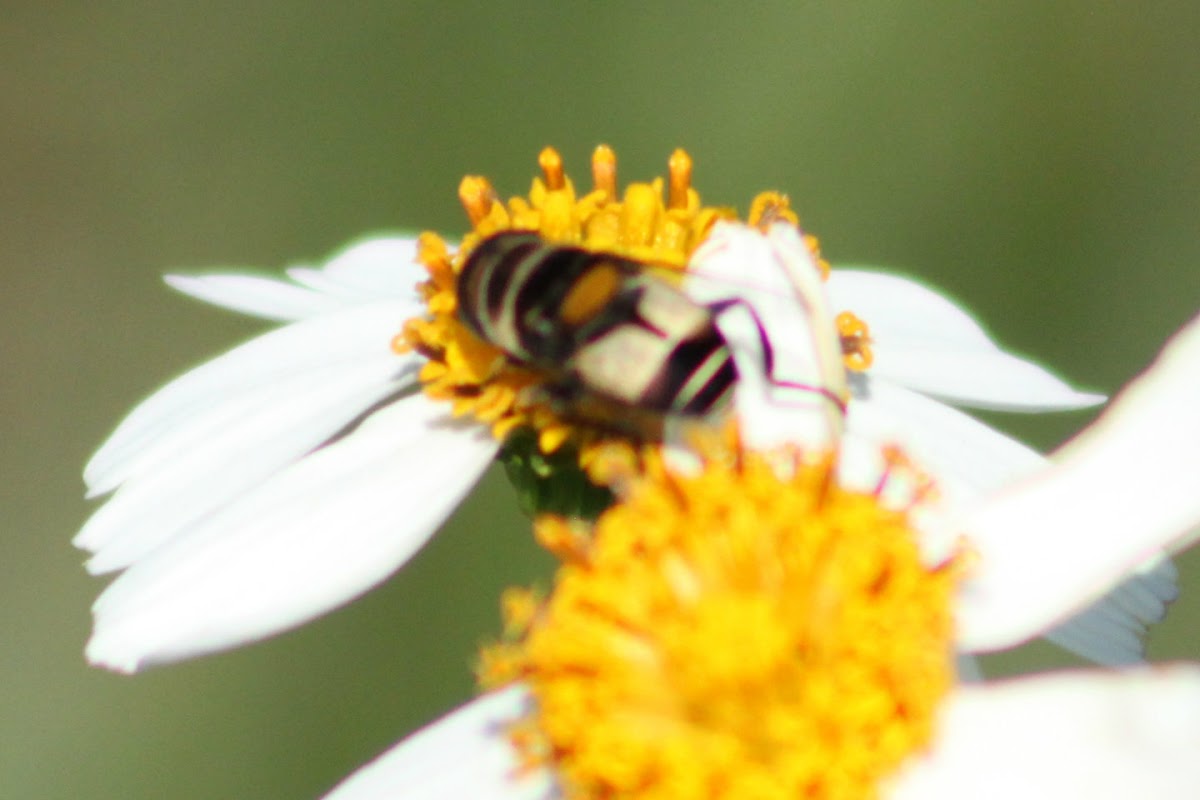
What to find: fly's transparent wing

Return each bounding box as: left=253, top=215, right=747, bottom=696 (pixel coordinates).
left=685, top=221, right=846, bottom=450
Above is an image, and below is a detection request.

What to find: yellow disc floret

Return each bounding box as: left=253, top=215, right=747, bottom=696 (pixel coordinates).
left=482, top=446, right=960, bottom=800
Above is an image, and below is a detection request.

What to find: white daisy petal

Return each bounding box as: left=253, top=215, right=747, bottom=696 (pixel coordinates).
left=79, top=360, right=415, bottom=573
left=86, top=394, right=499, bottom=673
left=841, top=377, right=1044, bottom=506
left=83, top=300, right=417, bottom=497
left=826, top=269, right=1000, bottom=353
left=285, top=268, right=368, bottom=300
left=283, top=237, right=424, bottom=303
left=955, top=313, right=1200, bottom=652
left=165, top=237, right=421, bottom=322
left=869, top=345, right=1105, bottom=411
left=839, top=376, right=1173, bottom=664
left=828, top=269, right=1103, bottom=411
left=322, top=687, right=550, bottom=800
left=317, top=236, right=424, bottom=298
left=165, top=273, right=340, bottom=322
left=887, top=666, right=1200, bottom=800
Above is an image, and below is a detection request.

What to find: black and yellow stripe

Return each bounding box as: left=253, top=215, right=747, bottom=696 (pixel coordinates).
left=457, top=231, right=738, bottom=421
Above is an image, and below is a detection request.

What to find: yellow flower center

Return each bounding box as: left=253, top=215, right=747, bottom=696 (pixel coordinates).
left=481, top=446, right=959, bottom=800
left=396, top=146, right=873, bottom=479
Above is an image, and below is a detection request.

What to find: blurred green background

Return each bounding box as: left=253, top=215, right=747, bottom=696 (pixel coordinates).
left=4, top=3, right=1199, bottom=797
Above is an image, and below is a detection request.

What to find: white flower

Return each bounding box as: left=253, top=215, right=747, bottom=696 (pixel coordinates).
left=322, top=311, right=1200, bottom=800
left=75, top=221, right=1165, bottom=673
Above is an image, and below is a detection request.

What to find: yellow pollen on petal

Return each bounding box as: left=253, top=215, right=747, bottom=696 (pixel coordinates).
left=483, top=447, right=960, bottom=800
left=837, top=311, right=875, bottom=372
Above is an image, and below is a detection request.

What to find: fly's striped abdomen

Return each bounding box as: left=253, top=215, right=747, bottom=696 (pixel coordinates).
left=453, top=224, right=848, bottom=443
left=456, top=230, right=791, bottom=434
left=458, top=231, right=639, bottom=364
left=457, top=231, right=543, bottom=359
left=611, top=276, right=737, bottom=415
left=657, top=329, right=737, bottom=414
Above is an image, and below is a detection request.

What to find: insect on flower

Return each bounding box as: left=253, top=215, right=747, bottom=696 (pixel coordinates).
left=454, top=224, right=850, bottom=442
left=75, top=144, right=1141, bottom=678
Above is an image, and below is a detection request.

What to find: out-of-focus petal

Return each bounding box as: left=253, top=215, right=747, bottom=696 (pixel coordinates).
left=840, top=378, right=1044, bottom=507
left=826, top=269, right=999, bottom=353
left=78, top=361, right=416, bottom=574
left=762, top=375, right=1173, bottom=664
left=870, top=346, right=1104, bottom=411
left=887, top=666, right=1200, bottom=800
left=166, top=236, right=422, bottom=322
left=955, top=314, right=1200, bottom=652
left=85, top=394, right=499, bottom=673
left=308, top=235, right=423, bottom=298
left=165, top=273, right=338, bottom=322
left=83, top=300, right=417, bottom=497
left=322, top=687, right=551, bottom=800
left=828, top=269, right=1103, bottom=410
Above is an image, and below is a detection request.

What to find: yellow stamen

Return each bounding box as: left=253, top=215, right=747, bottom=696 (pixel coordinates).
left=484, top=446, right=960, bottom=800
left=667, top=148, right=692, bottom=211
left=459, top=176, right=498, bottom=228
left=388, top=329, right=408, bottom=353
left=538, top=424, right=573, bottom=454
left=748, top=191, right=799, bottom=229
left=618, top=182, right=662, bottom=249
left=533, top=516, right=593, bottom=564
left=500, top=586, right=544, bottom=636
left=540, top=146, right=566, bottom=191
left=591, top=145, right=617, bottom=199
left=837, top=310, right=874, bottom=371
